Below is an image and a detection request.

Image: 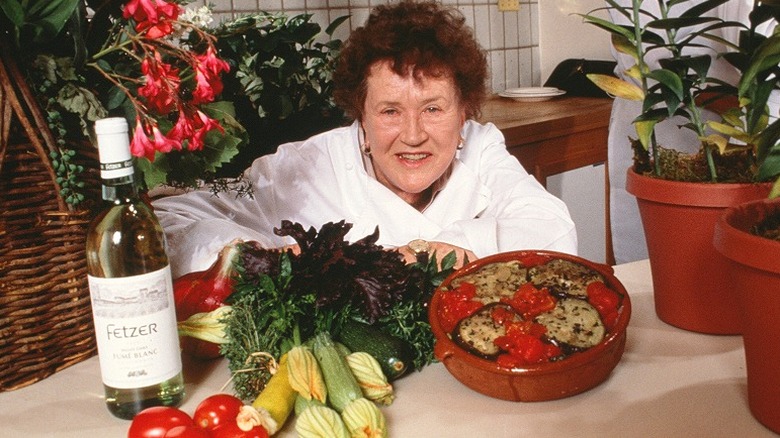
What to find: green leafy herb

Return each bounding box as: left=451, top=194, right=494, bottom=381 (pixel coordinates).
left=221, top=221, right=453, bottom=400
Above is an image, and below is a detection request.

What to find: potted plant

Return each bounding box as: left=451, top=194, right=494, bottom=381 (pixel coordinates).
left=581, top=0, right=780, bottom=334
left=712, top=3, right=780, bottom=430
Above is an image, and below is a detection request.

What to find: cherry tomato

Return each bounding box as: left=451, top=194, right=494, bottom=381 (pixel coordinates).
left=128, top=406, right=194, bottom=438
left=211, top=421, right=270, bottom=438
left=163, top=425, right=212, bottom=438
left=193, top=394, right=245, bottom=431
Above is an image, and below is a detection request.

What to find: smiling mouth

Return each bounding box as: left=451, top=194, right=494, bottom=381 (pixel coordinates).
left=398, top=153, right=429, bottom=161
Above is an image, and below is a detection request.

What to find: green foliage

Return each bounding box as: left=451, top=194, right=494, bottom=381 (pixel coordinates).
left=582, top=0, right=780, bottom=183
left=222, top=222, right=452, bottom=400
left=50, top=149, right=86, bottom=206
left=208, top=12, right=348, bottom=174
left=0, top=0, right=80, bottom=46
left=2, top=2, right=348, bottom=200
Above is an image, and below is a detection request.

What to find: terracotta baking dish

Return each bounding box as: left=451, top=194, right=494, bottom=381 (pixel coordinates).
left=429, top=250, right=631, bottom=401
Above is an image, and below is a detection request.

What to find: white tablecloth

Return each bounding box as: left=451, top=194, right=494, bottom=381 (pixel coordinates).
left=1, top=259, right=776, bottom=437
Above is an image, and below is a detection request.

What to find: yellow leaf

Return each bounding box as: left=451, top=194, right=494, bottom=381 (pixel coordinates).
left=625, top=65, right=642, bottom=81
left=634, top=120, right=656, bottom=151
left=612, top=34, right=639, bottom=61
left=769, top=178, right=780, bottom=199
left=707, top=121, right=745, bottom=139
left=586, top=74, right=644, bottom=101
left=702, top=134, right=730, bottom=154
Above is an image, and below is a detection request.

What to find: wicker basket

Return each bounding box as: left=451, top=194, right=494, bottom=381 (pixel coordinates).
left=0, top=45, right=101, bottom=391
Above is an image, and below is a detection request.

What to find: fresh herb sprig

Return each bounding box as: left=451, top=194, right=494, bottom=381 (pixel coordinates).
left=378, top=251, right=458, bottom=371
left=221, top=221, right=454, bottom=400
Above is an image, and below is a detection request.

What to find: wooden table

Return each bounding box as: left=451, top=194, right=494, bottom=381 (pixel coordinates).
left=479, top=94, right=615, bottom=263
left=479, top=94, right=613, bottom=187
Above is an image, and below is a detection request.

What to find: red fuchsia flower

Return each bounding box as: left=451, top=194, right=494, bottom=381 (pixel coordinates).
left=191, top=47, right=230, bottom=105
left=130, top=118, right=157, bottom=161
left=138, top=54, right=181, bottom=115
left=168, top=108, right=195, bottom=143
left=123, top=0, right=180, bottom=38
left=130, top=118, right=181, bottom=162
left=151, top=123, right=182, bottom=154
left=188, top=110, right=225, bottom=152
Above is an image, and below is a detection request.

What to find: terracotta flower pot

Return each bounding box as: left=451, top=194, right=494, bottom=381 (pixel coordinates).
left=713, top=198, right=780, bottom=434
left=626, top=168, right=769, bottom=334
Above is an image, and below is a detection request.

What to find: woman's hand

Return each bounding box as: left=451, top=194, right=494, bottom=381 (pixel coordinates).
left=396, top=240, right=476, bottom=269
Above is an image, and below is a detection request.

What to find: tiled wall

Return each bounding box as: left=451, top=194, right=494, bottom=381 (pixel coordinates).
left=190, top=0, right=540, bottom=92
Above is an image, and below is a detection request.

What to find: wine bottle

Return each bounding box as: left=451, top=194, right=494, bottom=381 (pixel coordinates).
left=86, top=117, right=184, bottom=420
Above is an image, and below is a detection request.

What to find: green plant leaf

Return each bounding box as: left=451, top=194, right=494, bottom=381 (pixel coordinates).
left=678, top=0, right=732, bottom=20
left=579, top=14, right=636, bottom=42
left=756, top=118, right=780, bottom=166
left=739, top=34, right=780, bottom=96
left=137, top=156, right=169, bottom=190
left=22, top=0, right=80, bottom=44
left=758, top=151, right=780, bottom=182
left=0, top=0, right=24, bottom=26
left=325, top=15, right=349, bottom=36
left=647, top=68, right=685, bottom=100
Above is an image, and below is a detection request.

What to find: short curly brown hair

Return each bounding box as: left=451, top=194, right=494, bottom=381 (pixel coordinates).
left=333, top=0, right=488, bottom=121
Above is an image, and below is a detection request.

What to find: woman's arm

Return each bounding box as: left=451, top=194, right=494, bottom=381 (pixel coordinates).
left=153, top=157, right=289, bottom=277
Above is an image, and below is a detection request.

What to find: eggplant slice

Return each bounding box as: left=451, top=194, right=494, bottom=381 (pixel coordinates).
left=528, top=259, right=604, bottom=298
left=452, top=303, right=521, bottom=359
left=535, top=298, right=605, bottom=349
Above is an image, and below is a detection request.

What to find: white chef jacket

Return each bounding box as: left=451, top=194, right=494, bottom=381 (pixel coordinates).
left=607, top=0, right=775, bottom=263
left=153, top=120, right=578, bottom=278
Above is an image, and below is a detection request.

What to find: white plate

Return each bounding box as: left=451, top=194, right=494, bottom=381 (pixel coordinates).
left=502, top=86, right=562, bottom=96
left=498, top=89, right=566, bottom=102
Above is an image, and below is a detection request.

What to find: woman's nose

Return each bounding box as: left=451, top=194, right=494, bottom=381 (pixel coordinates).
left=400, top=113, right=428, bottom=146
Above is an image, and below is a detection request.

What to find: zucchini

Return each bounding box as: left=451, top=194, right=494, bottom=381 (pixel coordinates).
left=337, top=319, right=414, bottom=381
left=295, top=393, right=325, bottom=416
left=311, top=332, right=363, bottom=412
left=251, top=353, right=297, bottom=435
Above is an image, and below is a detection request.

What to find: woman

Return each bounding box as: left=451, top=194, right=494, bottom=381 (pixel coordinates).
left=153, top=0, right=577, bottom=278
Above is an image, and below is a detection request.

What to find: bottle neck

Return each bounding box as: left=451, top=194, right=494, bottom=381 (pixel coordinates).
left=101, top=172, right=140, bottom=203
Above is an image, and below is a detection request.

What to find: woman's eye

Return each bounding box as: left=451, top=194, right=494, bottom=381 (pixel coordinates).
left=381, top=108, right=398, bottom=116
left=424, top=106, right=441, bottom=114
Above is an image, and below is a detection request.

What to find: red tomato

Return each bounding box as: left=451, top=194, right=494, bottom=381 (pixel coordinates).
left=503, top=283, right=556, bottom=319
left=128, top=406, right=194, bottom=438
left=439, top=282, right=483, bottom=332
left=586, top=281, right=621, bottom=330
left=211, top=422, right=269, bottom=438
left=517, top=253, right=550, bottom=267
left=163, top=425, right=212, bottom=438
left=490, top=305, right=517, bottom=325
left=193, top=394, right=245, bottom=431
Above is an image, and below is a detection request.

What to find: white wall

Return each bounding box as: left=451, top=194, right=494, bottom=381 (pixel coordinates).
left=538, top=0, right=613, bottom=263
left=538, top=0, right=612, bottom=81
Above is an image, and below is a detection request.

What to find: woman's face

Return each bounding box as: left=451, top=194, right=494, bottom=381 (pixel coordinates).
left=361, top=60, right=466, bottom=208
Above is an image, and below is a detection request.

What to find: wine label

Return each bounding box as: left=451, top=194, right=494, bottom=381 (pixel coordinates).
left=87, top=266, right=182, bottom=389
